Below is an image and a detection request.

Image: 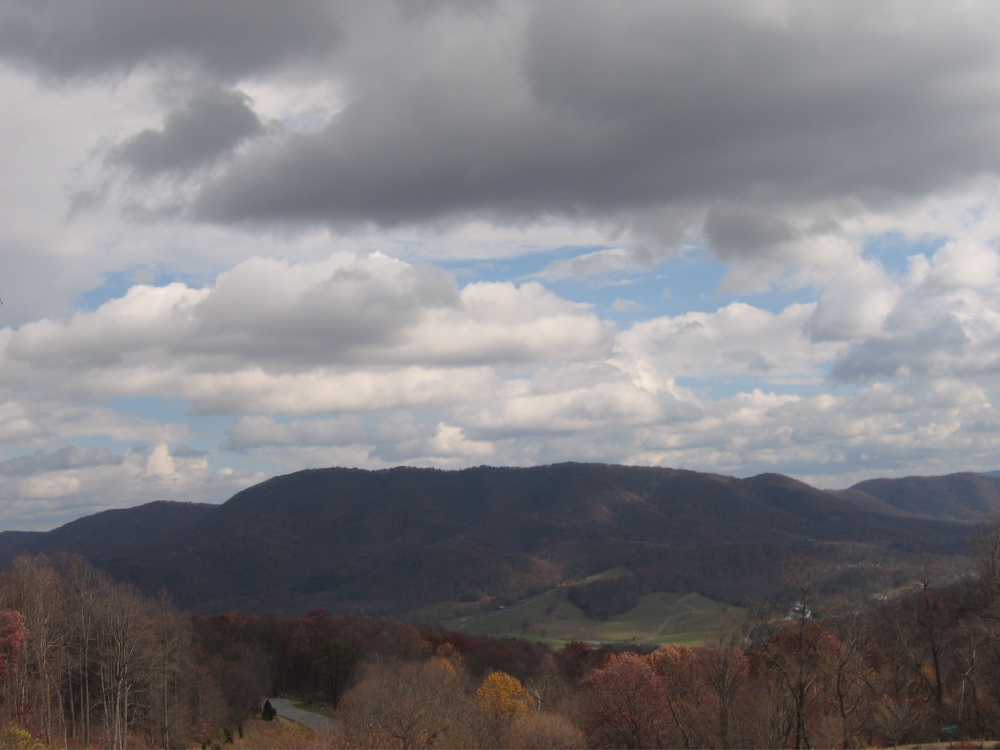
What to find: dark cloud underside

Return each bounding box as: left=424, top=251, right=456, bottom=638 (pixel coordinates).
left=0, top=0, right=339, bottom=79
left=111, top=89, right=263, bottom=176
left=190, top=2, right=1000, bottom=235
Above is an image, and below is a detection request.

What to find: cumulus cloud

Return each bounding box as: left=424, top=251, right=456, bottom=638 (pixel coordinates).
left=0, top=400, right=50, bottom=446
left=615, top=302, right=842, bottom=388
left=0, top=440, right=266, bottom=529
left=0, top=253, right=613, bottom=414
left=0, top=398, right=191, bottom=450
left=827, top=241, right=1000, bottom=383
left=704, top=206, right=806, bottom=263
left=829, top=316, right=970, bottom=384
left=804, top=257, right=900, bottom=343
left=5, top=232, right=1000, bottom=521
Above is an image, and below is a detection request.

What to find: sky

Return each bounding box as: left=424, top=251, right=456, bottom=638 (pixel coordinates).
left=2, top=1, right=1000, bottom=530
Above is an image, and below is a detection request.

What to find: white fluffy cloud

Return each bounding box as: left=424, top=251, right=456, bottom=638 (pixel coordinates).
left=616, top=302, right=841, bottom=387
left=0, top=441, right=265, bottom=528
left=1, top=254, right=612, bottom=415
left=5, top=228, right=1000, bottom=526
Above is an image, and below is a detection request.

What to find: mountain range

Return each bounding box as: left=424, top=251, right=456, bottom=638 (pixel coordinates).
left=0, top=464, right=996, bottom=616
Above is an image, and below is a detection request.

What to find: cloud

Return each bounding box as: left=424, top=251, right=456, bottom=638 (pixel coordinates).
left=0, top=445, right=122, bottom=477
left=922, top=240, right=1000, bottom=290
left=827, top=241, right=1000, bottom=383
left=171, top=446, right=208, bottom=458
left=110, top=89, right=263, bottom=176
left=0, top=438, right=268, bottom=529
left=0, top=1, right=339, bottom=80
left=374, top=422, right=496, bottom=465
left=615, top=302, right=842, bottom=388
left=612, top=299, right=645, bottom=313
left=460, top=367, right=689, bottom=437
left=11, top=3, right=1000, bottom=273
left=17, top=473, right=81, bottom=499
left=829, top=316, right=970, bottom=384
left=180, top=2, right=1000, bottom=265
left=805, top=258, right=900, bottom=343
left=0, top=398, right=191, bottom=449
left=6, top=234, right=997, bottom=502
left=5, top=2, right=1000, bottom=528
left=0, top=253, right=614, bottom=414
left=224, top=414, right=369, bottom=451
left=0, top=440, right=268, bottom=529
left=0, top=400, right=49, bottom=446
left=704, top=206, right=805, bottom=262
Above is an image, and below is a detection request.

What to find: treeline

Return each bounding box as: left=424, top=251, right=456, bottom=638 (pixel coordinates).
left=188, top=608, right=593, bottom=748
left=0, top=554, right=256, bottom=749
left=184, top=539, right=1000, bottom=748
left=8, top=540, right=1000, bottom=748
left=186, top=558, right=1000, bottom=749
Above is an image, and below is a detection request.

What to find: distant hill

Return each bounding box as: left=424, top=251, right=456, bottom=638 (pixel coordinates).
left=0, top=530, right=42, bottom=558
left=843, top=472, right=1000, bottom=522
left=0, top=500, right=216, bottom=562
left=0, top=463, right=981, bottom=616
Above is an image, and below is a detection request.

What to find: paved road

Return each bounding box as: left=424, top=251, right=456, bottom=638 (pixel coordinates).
left=264, top=698, right=339, bottom=736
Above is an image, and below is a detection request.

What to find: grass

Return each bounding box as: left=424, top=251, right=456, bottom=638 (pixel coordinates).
left=439, top=574, right=745, bottom=648
left=586, top=592, right=743, bottom=646
left=229, top=717, right=316, bottom=750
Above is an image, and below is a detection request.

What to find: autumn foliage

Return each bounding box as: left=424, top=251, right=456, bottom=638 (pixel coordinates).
left=476, top=671, right=533, bottom=721
left=0, top=554, right=258, bottom=749
left=9, top=538, right=1000, bottom=748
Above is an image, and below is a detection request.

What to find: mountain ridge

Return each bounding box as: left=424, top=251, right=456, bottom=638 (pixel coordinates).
left=0, top=463, right=994, bottom=616
left=843, top=471, right=1000, bottom=522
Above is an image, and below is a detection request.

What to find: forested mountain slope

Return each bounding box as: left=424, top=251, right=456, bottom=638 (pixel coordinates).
left=0, top=463, right=983, bottom=615
left=843, top=472, right=1000, bottom=521
left=0, top=500, right=216, bottom=561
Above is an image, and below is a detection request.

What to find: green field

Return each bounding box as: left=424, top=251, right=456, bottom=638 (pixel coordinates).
left=437, top=577, right=745, bottom=648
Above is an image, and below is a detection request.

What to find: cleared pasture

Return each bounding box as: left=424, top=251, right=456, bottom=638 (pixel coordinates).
left=440, top=581, right=744, bottom=647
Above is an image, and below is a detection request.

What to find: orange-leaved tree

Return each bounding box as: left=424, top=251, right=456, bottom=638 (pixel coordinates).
left=581, top=652, right=678, bottom=749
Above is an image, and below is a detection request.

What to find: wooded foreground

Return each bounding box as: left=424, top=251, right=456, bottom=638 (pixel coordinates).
left=3, top=533, right=1000, bottom=748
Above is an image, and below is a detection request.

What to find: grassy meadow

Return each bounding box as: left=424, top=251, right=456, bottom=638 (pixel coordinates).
left=436, top=573, right=745, bottom=647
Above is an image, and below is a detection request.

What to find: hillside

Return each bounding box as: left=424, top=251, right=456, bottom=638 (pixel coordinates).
left=0, top=500, right=216, bottom=561
left=0, top=463, right=981, bottom=616
left=844, top=472, right=1000, bottom=521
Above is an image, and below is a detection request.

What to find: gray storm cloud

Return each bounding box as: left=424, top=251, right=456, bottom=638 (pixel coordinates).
left=111, top=89, right=264, bottom=176
left=0, top=0, right=339, bottom=79
left=183, top=2, right=1000, bottom=262
left=5, top=1, right=998, bottom=267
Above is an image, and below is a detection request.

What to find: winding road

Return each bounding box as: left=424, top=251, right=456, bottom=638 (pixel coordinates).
left=264, top=698, right=339, bottom=737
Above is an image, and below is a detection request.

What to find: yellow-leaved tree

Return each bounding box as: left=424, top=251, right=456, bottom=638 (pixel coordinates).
left=476, top=670, right=534, bottom=720
left=476, top=670, right=534, bottom=745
